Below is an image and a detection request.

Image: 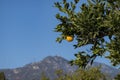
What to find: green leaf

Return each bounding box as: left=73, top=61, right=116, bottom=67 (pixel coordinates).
left=56, top=37, right=62, bottom=43
left=74, top=0, right=79, bottom=4
left=64, top=3, right=69, bottom=9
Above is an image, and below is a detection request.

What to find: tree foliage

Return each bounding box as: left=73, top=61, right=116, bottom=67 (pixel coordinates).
left=54, top=67, right=107, bottom=80
left=115, top=73, right=120, bottom=80
left=40, top=72, right=49, bottom=80
left=0, top=72, right=6, bottom=80
left=54, top=0, right=120, bottom=68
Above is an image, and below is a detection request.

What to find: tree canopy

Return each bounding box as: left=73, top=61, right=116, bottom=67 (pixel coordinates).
left=115, top=74, right=120, bottom=80
left=54, top=0, right=120, bottom=68
left=55, top=67, right=107, bottom=80
left=0, top=72, right=6, bottom=80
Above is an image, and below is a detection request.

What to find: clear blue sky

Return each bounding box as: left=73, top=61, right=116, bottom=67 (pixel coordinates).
left=0, top=0, right=111, bottom=69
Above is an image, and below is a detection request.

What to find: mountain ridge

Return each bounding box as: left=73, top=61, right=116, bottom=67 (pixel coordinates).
left=0, top=56, right=120, bottom=80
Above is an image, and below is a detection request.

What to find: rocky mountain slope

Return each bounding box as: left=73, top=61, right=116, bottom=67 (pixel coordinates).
left=0, top=56, right=120, bottom=80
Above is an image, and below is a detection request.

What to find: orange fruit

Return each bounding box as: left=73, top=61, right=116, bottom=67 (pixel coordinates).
left=66, top=36, right=73, bottom=42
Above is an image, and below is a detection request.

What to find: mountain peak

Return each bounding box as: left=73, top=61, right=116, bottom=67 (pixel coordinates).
left=43, top=56, right=67, bottom=61
left=0, top=56, right=120, bottom=80
left=43, top=55, right=67, bottom=61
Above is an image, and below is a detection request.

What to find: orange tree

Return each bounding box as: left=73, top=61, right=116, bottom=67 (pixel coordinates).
left=54, top=0, right=120, bottom=68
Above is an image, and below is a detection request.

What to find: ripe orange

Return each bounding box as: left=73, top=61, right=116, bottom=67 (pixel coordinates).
left=66, top=36, right=73, bottom=42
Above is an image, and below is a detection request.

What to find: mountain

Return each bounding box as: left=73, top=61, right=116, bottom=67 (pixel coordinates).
left=0, top=56, right=120, bottom=80
left=92, top=62, right=120, bottom=78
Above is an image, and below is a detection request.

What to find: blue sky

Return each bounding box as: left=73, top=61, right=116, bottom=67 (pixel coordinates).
left=0, top=0, right=112, bottom=69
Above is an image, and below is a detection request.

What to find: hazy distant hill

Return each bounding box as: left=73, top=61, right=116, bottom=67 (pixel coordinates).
left=0, top=56, right=120, bottom=80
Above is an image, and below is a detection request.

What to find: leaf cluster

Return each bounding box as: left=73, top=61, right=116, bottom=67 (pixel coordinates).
left=54, top=0, right=120, bottom=68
